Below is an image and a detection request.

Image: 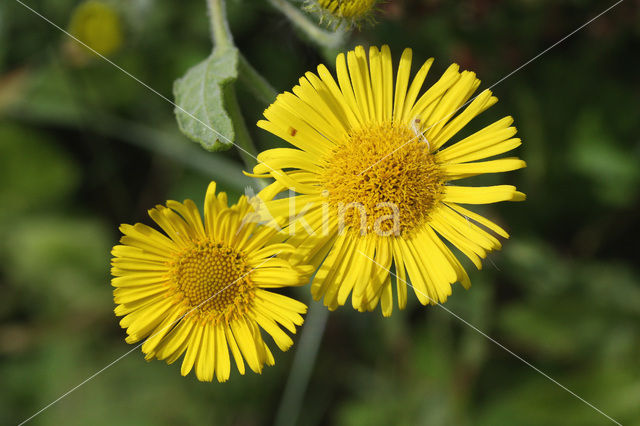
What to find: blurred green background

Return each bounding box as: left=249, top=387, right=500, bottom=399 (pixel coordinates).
left=1, top=0, right=639, bottom=424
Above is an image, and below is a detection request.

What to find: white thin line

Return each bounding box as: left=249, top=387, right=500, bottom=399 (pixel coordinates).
left=357, top=250, right=622, bottom=425
left=12, top=0, right=271, bottom=173
left=18, top=251, right=283, bottom=425
left=357, top=0, right=624, bottom=177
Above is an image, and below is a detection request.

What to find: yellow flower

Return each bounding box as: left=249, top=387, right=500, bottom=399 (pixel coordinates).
left=68, top=0, right=123, bottom=57
left=111, top=182, right=311, bottom=382
left=310, top=0, right=378, bottom=27
left=250, top=46, right=526, bottom=316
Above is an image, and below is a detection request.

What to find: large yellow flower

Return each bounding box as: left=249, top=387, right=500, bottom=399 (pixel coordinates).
left=111, top=182, right=311, bottom=382
left=250, top=45, right=526, bottom=316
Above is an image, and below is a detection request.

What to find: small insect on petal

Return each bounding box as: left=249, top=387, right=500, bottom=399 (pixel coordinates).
left=289, top=127, right=298, bottom=137
left=411, top=118, right=430, bottom=151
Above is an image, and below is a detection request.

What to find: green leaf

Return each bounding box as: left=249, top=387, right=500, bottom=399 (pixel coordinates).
left=173, top=47, right=239, bottom=151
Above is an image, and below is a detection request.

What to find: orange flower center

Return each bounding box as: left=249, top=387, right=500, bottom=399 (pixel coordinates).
left=168, top=241, right=254, bottom=323
left=322, top=122, right=444, bottom=236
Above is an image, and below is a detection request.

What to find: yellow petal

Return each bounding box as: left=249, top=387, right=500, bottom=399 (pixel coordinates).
left=401, top=57, right=434, bottom=122
left=444, top=185, right=526, bottom=204
left=180, top=321, right=205, bottom=377
left=214, top=323, right=232, bottom=382
left=445, top=202, right=509, bottom=238
left=195, top=322, right=214, bottom=382
left=336, top=52, right=364, bottom=124
left=442, top=157, right=526, bottom=180
left=392, top=48, right=413, bottom=121
left=231, top=318, right=261, bottom=373
left=225, top=325, right=246, bottom=375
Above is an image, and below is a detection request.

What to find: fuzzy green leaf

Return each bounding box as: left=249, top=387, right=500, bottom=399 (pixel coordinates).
left=173, top=47, right=238, bottom=151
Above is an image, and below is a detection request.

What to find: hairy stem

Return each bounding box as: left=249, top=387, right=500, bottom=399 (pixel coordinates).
left=207, top=0, right=266, bottom=189
left=238, top=54, right=278, bottom=104
left=8, top=105, right=252, bottom=191
left=267, top=0, right=345, bottom=49
left=207, top=0, right=234, bottom=50
left=223, top=85, right=262, bottom=172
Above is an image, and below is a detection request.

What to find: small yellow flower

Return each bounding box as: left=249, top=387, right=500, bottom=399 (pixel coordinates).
left=250, top=45, right=526, bottom=316
left=111, top=182, right=311, bottom=382
left=68, top=0, right=123, bottom=57
left=310, top=0, right=378, bottom=27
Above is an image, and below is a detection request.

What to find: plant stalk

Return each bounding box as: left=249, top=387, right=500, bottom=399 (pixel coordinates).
left=223, top=85, right=262, bottom=172
left=267, top=0, right=345, bottom=49
left=238, top=54, right=278, bottom=105
left=274, top=301, right=329, bottom=426
left=207, top=0, right=234, bottom=50
left=207, top=0, right=267, bottom=190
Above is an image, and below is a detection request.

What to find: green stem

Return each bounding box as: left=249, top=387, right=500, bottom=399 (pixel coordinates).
left=267, top=0, right=345, bottom=49
left=238, top=54, right=278, bottom=105
left=274, top=301, right=329, bottom=426
left=223, top=85, right=263, bottom=172
left=207, top=0, right=234, bottom=50
left=207, top=0, right=267, bottom=189
left=7, top=105, right=252, bottom=192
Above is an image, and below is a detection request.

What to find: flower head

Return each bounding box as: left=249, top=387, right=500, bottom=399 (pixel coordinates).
left=111, top=182, right=311, bottom=382
left=250, top=45, right=525, bottom=316
left=68, top=0, right=123, bottom=58
left=308, top=0, right=378, bottom=27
